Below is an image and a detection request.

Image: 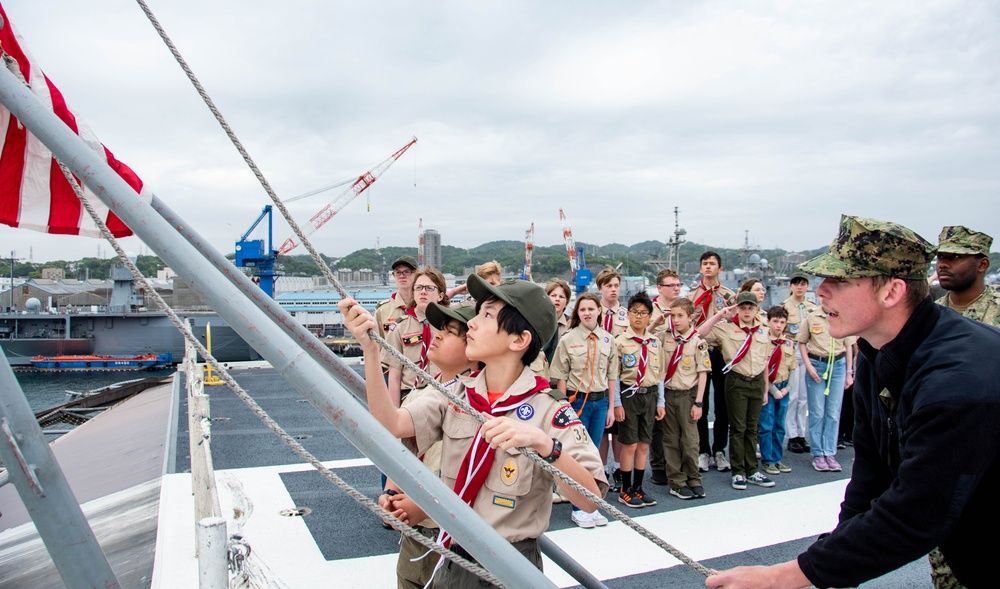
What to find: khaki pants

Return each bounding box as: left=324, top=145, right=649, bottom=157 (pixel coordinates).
left=397, top=526, right=439, bottom=589
left=433, top=539, right=541, bottom=588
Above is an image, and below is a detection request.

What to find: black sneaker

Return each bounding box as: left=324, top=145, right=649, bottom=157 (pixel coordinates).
left=618, top=487, right=644, bottom=508
left=688, top=485, right=706, bottom=498
left=787, top=438, right=805, bottom=454
left=634, top=486, right=657, bottom=507
left=670, top=486, right=695, bottom=500
left=650, top=469, right=669, bottom=486
left=610, top=468, right=623, bottom=493
left=837, top=436, right=847, bottom=450
left=801, top=438, right=812, bottom=453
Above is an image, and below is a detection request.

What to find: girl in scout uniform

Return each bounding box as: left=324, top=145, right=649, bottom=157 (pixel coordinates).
left=549, top=292, right=619, bottom=527
left=383, top=267, right=448, bottom=407
left=738, top=279, right=768, bottom=322
left=796, top=304, right=855, bottom=473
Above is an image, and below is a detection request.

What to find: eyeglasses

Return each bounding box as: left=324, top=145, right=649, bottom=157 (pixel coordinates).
left=413, top=285, right=439, bottom=293
left=658, top=283, right=682, bottom=288
left=393, top=269, right=413, bottom=277
left=628, top=310, right=650, bottom=317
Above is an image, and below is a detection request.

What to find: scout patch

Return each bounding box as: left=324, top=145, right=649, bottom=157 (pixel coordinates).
left=697, top=341, right=707, bottom=351
left=501, top=458, right=518, bottom=485
left=785, top=340, right=793, bottom=347
left=401, top=332, right=423, bottom=345
left=789, top=323, right=799, bottom=335
left=622, top=353, right=638, bottom=368
left=552, top=405, right=582, bottom=429
left=492, top=495, right=516, bottom=509
left=617, top=309, right=627, bottom=320
left=704, top=357, right=712, bottom=368
left=811, top=324, right=824, bottom=335
left=516, top=404, right=534, bottom=421
left=683, top=356, right=692, bottom=365
left=604, top=336, right=610, bottom=343
left=716, top=296, right=725, bottom=307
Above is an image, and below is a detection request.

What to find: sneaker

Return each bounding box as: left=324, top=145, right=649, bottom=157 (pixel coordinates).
left=698, top=453, right=711, bottom=472
left=650, top=469, right=669, bottom=486
left=787, top=438, right=806, bottom=454
left=776, top=462, right=792, bottom=473
left=571, top=510, right=596, bottom=528
left=762, top=463, right=780, bottom=476
left=826, top=455, right=843, bottom=472
left=591, top=510, right=609, bottom=526
left=812, top=456, right=830, bottom=471
left=731, top=474, right=747, bottom=490
left=689, top=485, right=706, bottom=498
left=670, top=486, right=695, bottom=500
left=802, top=438, right=811, bottom=453
left=610, top=468, right=623, bottom=493
left=715, top=451, right=731, bottom=472
left=747, top=472, right=776, bottom=487
left=635, top=486, right=657, bottom=506
left=618, top=488, right=644, bottom=508
left=837, top=437, right=847, bottom=450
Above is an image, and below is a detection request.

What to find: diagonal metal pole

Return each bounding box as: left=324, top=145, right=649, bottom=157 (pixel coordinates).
left=0, top=66, right=556, bottom=589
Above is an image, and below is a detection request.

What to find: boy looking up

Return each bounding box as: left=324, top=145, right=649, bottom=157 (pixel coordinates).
left=759, top=306, right=797, bottom=476
left=339, top=276, right=607, bottom=589
left=613, top=292, right=666, bottom=508
left=375, top=256, right=418, bottom=338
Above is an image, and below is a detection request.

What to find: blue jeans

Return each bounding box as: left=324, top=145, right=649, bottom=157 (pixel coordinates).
left=758, top=380, right=789, bottom=465
left=570, top=393, right=609, bottom=511
left=806, top=357, right=846, bottom=457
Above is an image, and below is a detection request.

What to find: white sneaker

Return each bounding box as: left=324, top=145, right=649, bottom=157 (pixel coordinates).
left=571, top=510, right=596, bottom=529
left=698, top=453, right=710, bottom=472
left=590, top=510, right=608, bottom=526
left=715, top=451, right=731, bottom=472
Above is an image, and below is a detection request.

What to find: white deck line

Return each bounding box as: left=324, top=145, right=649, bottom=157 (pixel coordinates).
left=153, top=460, right=847, bottom=588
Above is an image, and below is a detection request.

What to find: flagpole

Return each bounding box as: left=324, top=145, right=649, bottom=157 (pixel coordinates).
left=0, top=65, right=556, bottom=589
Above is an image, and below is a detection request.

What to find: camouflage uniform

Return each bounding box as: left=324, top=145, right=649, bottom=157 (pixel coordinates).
left=934, top=225, right=1000, bottom=328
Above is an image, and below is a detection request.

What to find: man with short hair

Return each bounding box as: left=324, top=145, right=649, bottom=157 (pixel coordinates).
left=375, top=256, right=418, bottom=339
left=935, top=225, right=999, bottom=327
left=781, top=270, right=818, bottom=455
left=707, top=215, right=1000, bottom=589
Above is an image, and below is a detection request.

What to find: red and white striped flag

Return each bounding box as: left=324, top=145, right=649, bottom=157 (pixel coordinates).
left=0, top=4, right=149, bottom=238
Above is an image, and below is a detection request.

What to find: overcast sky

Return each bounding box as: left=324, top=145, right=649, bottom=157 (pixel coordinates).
left=2, top=1, right=998, bottom=264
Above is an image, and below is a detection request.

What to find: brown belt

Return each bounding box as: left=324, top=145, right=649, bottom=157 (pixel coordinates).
left=808, top=352, right=846, bottom=363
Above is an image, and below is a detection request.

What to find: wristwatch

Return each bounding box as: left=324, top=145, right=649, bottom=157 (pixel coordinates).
left=693, top=402, right=703, bottom=408
left=542, top=438, right=562, bottom=463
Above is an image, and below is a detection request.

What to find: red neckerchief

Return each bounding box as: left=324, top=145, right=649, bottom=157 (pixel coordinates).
left=438, top=374, right=550, bottom=550
left=602, top=306, right=615, bottom=332
left=664, top=325, right=693, bottom=384
left=405, top=307, right=432, bottom=384
left=692, top=279, right=720, bottom=327
left=767, top=336, right=787, bottom=383
left=622, top=336, right=650, bottom=395
left=722, top=317, right=758, bottom=373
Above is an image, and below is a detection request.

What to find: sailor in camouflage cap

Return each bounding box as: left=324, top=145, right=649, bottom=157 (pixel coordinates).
left=798, top=214, right=935, bottom=280
left=935, top=225, right=999, bottom=327
left=937, top=225, right=992, bottom=257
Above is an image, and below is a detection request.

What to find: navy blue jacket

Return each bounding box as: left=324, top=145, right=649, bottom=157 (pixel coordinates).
left=798, top=297, right=1000, bottom=588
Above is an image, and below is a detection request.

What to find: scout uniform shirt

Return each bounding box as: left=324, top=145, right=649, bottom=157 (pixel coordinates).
left=658, top=326, right=711, bottom=391
left=796, top=309, right=856, bottom=359
left=766, top=333, right=798, bottom=385
left=649, top=295, right=675, bottom=338
left=707, top=317, right=770, bottom=378
left=549, top=325, right=619, bottom=395
left=374, top=292, right=409, bottom=339
left=402, top=366, right=609, bottom=543
left=382, top=311, right=439, bottom=391
left=782, top=296, right=819, bottom=342
left=600, top=303, right=629, bottom=337
left=615, top=327, right=666, bottom=389
left=687, top=282, right=736, bottom=347
left=936, top=288, right=1000, bottom=327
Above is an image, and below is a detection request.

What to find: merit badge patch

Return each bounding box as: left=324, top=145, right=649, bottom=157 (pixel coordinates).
left=622, top=353, right=638, bottom=368
left=492, top=495, right=516, bottom=509
left=716, top=296, right=725, bottom=307
left=811, top=324, right=824, bottom=335
left=552, top=405, right=582, bottom=429
left=501, top=458, right=518, bottom=485
left=789, top=323, right=799, bottom=335
left=516, top=404, right=534, bottom=421
left=401, top=332, right=423, bottom=346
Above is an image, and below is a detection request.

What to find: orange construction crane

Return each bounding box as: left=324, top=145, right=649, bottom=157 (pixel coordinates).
left=559, top=208, right=578, bottom=274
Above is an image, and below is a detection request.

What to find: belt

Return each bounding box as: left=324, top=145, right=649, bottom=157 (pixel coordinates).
left=624, top=385, right=658, bottom=394
left=413, top=524, right=439, bottom=539
left=809, top=352, right=845, bottom=363
left=569, top=389, right=607, bottom=402
left=728, top=371, right=764, bottom=382
left=452, top=538, right=538, bottom=564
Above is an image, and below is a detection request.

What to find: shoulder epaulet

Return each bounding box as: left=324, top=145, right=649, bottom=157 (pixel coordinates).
left=375, top=297, right=392, bottom=308
left=542, top=387, right=567, bottom=402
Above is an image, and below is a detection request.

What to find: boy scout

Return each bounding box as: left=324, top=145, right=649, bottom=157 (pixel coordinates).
left=339, top=275, right=607, bottom=589
left=706, top=291, right=774, bottom=490
left=781, top=270, right=818, bottom=454
left=759, top=306, right=797, bottom=476
left=650, top=268, right=683, bottom=337
left=935, top=225, right=1000, bottom=326
left=657, top=298, right=711, bottom=499
left=374, top=256, right=418, bottom=338
left=613, top=292, right=666, bottom=508
left=596, top=267, right=630, bottom=336
left=687, top=251, right=737, bottom=473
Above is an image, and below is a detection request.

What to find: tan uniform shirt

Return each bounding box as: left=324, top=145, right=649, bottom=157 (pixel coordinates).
left=658, top=327, right=711, bottom=391
left=382, top=312, right=439, bottom=390
left=615, top=327, right=666, bottom=388
left=707, top=317, right=770, bottom=378
left=781, top=296, right=819, bottom=344
left=549, top=325, right=619, bottom=393
left=766, top=335, right=798, bottom=384
left=600, top=303, right=629, bottom=337
left=403, top=367, right=609, bottom=543
left=936, top=288, right=1000, bottom=327
left=649, top=295, right=675, bottom=338
left=400, top=383, right=444, bottom=528
left=374, top=292, right=408, bottom=339
left=687, top=283, right=736, bottom=347
left=796, top=309, right=856, bottom=358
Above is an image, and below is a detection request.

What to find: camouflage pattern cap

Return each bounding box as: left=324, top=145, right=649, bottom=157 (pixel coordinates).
left=425, top=302, right=477, bottom=332
left=937, top=226, right=992, bottom=257
left=467, top=274, right=556, bottom=344
left=798, top=215, right=934, bottom=280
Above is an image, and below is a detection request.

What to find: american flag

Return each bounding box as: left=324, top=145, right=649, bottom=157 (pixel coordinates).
left=0, top=4, right=148, bottom=238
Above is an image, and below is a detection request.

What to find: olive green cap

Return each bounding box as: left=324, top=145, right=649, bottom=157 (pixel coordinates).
left=798, top=215, right=934, bottom=280
left=735, top=291, right=759, bottom=306
left=425, top=303, right=477, bottom=331
left=391, top=256, right=418, bottom=270
left=937, top=226, right=992, bottom=257
left=789, top=270, right=811, bottom=283
left=466, top=274, right=556, bottom=344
